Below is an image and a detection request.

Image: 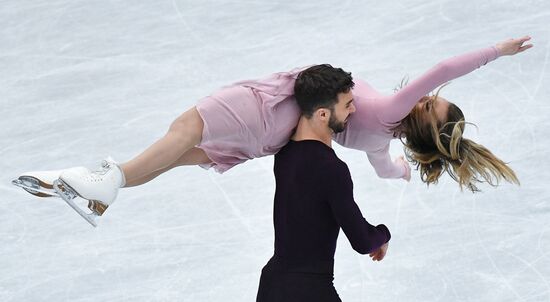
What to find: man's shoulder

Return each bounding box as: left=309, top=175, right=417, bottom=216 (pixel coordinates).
left=326, top=155, right=350, bottom=176
left=280, top=140, right=334, bottom=158
left=280, top=140, right=349, bottom=171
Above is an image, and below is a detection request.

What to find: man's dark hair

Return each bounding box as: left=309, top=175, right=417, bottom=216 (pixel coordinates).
left=294, top=64, right=354, bottom=118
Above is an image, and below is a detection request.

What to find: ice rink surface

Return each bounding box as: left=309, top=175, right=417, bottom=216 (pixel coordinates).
left=1, top=0, right=550, bottom=301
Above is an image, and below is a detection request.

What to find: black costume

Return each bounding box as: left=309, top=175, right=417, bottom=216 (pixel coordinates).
left=256, top=140, right=391, bottom=302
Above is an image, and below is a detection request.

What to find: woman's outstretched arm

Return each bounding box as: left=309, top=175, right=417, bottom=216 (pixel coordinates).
left=375, top=36, right=532, bottom=125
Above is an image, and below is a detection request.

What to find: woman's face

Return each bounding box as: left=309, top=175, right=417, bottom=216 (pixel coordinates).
left=416, top=96, right=450, bottom=125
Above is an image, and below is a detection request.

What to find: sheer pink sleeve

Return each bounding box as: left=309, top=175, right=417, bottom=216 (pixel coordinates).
left=366, top=144, right=409, bottom=179
left=376, top=46, right=500, bottom=125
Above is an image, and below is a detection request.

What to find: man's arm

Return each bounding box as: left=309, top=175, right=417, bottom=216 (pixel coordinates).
left=326, top=161, right=391, bottom=255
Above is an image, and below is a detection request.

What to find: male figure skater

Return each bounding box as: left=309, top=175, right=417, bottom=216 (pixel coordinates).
left=256, top=65, right=391, bottom=302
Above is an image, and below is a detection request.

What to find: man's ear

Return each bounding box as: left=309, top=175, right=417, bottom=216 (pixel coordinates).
left=316, top=108, right=330, bottom=120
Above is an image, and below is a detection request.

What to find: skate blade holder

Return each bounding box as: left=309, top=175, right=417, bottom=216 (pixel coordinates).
left=53, top=179, right=103, bottom=227
left=12, top=177, right=59, bottom=198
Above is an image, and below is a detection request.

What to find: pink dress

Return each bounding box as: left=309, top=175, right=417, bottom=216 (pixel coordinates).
left=196, top=47, right=500, bottom=175
left=196, top=67, right=303, bottom=172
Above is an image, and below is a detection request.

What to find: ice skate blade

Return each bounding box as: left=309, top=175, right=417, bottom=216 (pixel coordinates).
left=53, top=179, right=98, bottom=227
left=12, top=178, right=58, bottom=198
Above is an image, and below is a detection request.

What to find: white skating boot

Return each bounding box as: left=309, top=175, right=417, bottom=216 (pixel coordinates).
left=54, top=157, right=126, bottom=227
left=12, top=167, right=90, bottom=198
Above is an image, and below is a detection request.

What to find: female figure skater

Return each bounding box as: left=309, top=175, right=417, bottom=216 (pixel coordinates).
left=13, top=36, right=531, bottom=225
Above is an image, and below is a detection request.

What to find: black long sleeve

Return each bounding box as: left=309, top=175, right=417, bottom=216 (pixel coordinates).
left=326, top=161, right=391, bottom=254
left=272, top=140, right=390, bottom=263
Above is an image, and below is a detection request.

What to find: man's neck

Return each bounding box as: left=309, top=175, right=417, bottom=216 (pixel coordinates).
left=291, top=116, right=333, bottom=147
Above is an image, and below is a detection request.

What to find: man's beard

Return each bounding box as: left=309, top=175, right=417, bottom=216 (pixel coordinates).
left=329, top=114, right=347, bottom=133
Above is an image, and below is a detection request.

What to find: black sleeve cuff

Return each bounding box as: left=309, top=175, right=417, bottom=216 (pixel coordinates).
left=376, top=224, right=391, bottom=243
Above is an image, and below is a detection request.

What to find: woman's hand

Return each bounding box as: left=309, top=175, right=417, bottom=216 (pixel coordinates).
left=395, top=155, right=411, bottom=182
left=496, top=36, right=533, bottom=56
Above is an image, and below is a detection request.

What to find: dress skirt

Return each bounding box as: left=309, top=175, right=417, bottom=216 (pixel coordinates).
left=195, top=67, right=304, bottom=173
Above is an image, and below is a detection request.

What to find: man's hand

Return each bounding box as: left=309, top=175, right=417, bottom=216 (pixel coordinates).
left=369, top=242, right=388, bottom=261
left=496, top=36, right=533, bottom=56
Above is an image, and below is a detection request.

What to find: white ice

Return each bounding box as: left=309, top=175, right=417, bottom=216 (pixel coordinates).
left=1, top=0, right=550, bottom=301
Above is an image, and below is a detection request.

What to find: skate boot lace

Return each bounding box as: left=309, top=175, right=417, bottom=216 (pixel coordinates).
left=85, top=160, right=114, bottom=182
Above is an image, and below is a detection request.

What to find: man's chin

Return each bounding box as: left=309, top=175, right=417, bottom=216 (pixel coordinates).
left=333, top=124, right=346, bottom=134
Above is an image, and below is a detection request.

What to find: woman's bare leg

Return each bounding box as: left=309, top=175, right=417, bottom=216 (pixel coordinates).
left=120, top=107, right=204, bottom=185
left=124, top=147, right=211, bottom=187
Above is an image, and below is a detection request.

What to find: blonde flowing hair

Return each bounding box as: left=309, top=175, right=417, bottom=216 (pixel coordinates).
left=393, top=85, right=519, bottom=192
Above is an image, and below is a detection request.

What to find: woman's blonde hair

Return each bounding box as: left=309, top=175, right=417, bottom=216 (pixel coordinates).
left=394, top=86, right=519, bottom=192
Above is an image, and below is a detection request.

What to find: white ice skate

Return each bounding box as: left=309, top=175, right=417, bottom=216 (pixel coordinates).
left=54, top=158, right=125, bottom=227
left=12, top=167, right=89, bottom=198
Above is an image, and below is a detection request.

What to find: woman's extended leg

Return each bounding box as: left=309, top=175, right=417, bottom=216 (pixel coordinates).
left=120, top=107, right=204, bottom=185
left=124, top=147, right=211, bottom=187
left=13, top=107, right=206, bottom=199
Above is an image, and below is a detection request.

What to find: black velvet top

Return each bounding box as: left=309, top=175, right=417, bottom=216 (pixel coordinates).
left=272, top=140, right=391, bottom=266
